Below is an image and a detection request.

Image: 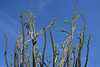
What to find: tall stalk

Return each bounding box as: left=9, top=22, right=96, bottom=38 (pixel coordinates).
left=42, top=27, right=47, bottom=67
left=4, top=33, right=9, bottom=67
left=20, top=11, right=25, bottom=67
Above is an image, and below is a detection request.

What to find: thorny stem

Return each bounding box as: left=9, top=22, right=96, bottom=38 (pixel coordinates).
left=67, top=23, right=74, bottom=67
left=78, top=12, right=86, bottom=67
left=49, top=15, right=60, bottom=67
left=26, top=37, right=31, bottom=67
left=10, top=50, right=12, bottom=67
left=49, top=27, right=55, bottom=67
left=42, top=27, right=47, bottom=67
left=73, top=47, right=76, bottom=67
left=84, top=34, right=91, bottom=67
left=4, top=33, right=9, bottom=67
left=67, top=0, right=78, bottom=66
left=20, top=11, right=25, bottom=67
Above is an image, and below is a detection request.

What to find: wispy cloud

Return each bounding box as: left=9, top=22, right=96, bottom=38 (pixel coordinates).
left=0, top=10, right=21, bottom=28
left=36, top=0, right=52, bottom=11
left=0, top=10, right=21, bottom=37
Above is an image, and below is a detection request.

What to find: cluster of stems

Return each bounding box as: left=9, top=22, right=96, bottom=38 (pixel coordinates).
left=4, top=1, right=91, bottom=67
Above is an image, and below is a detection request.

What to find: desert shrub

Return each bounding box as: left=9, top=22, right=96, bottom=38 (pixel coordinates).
left=4, top=0, right=91, bottom=67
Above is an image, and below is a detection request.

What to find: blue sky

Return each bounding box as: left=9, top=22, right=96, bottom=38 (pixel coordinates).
left=0, top=0, right=100, bottom=67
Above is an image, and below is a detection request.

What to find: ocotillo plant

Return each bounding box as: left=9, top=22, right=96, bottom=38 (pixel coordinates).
left=4, top=0, right=91, bottom=67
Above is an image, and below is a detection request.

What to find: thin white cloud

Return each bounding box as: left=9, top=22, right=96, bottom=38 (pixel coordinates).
left=0, top=10, right=21, bottom=29
left=0, top=10, right=21, bottom=37
left=37, top=0, right=52, bottom=11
